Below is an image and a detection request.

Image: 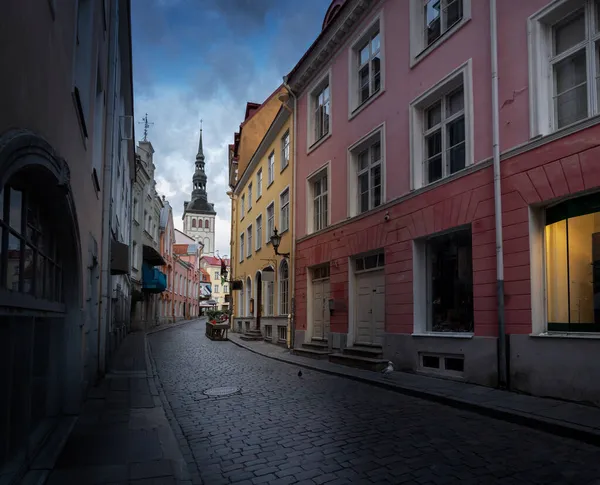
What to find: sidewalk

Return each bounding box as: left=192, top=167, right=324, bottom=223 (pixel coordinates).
left=41, top=327, right=196, bottom=485
left=229, top=333, right=600, bottom=446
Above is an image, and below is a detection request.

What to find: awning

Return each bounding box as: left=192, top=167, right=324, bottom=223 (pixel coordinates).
left=143, top=244, right=166, bottom=266
left=200, top=282, right=212, bottom=297
left=199, top=300, right=218, bottom=307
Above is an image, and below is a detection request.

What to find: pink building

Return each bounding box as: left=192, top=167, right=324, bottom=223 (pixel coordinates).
left=288, top=0, right=600, bottom=404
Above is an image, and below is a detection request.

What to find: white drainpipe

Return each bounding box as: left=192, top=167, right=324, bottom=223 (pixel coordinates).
left=490, top=0, right=507, bottom=388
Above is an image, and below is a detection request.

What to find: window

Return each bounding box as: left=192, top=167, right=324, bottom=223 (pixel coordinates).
left=530, top=1, right=600, bottom=135
left=355, top=252, right=385, bottom=272
left=545, top=193, right=600, bottom=332
left=350, top=130, right=383, bottom=216
left=350, top=18, right=382, bottom=112
left=281, top=131, right=290, bottom=171
left=214, top=271, right=220, bottom=280
left=310, top=77, right=331, bottom=145
left=415, top=228, right=474, bottom=333
left=73, top=0, right=93, bottom=136
left=248, top=183, right=253, bottom=210
left=256, top=214, right=263, bottom=250
left=266, top=279, right=274, bottom=316
left=409, top=0, right=470, bottom=64
left=268, top=152, right=275, bottom=185
left=309, top=168, right=329, bottom=233
left=247, top=225, right=253, bottom=258
left=192, top=218, right=196, bottom=228
left=278, top=326, right=287, bottom=342
left=224, top=284, right=229, bottom=293
left=132, top=242, right=138, bottom=270
left=133, top=199, right=138, bottom=222
left=410, top=61, right=473, bottom=189
left=280, top=260, right=289, bottom=315
left=215, top=285, right=219, bottom=293
left=240, top=233, right=244, bottom=262
left=267, top=203, right=275, bottom=242
left=265, top=325, right=273, bottom=339
left=240, top=195, right=245, bottom=219
left=280, top=188, right=290, bottom=233
left=205, top=219, right=210, bottom=229
left=257, top=169, right=263, bottom=199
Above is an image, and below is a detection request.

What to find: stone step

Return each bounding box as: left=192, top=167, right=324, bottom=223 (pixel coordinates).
left=343, top=345, right=383, bottom=359
left=292, top=347, right=331, bottom=360
left=240, top=335, right=263, bottom=341
left=329, top=353, right=389, bottom=372
left=244, top=330, right=262, bottom=336
left=302, top=341, right=329, bottom=351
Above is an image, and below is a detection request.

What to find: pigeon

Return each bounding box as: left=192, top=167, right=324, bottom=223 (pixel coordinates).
left=381, top=361, right=394, bottom=378
left=298, top=370, right=303, bottom=377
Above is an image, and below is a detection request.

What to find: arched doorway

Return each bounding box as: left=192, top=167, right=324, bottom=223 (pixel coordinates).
left=255, top=271, right=262, bottom=331
left=245, top=276, right=252, bottom=318
left=0, top=130, right=82, bottom=476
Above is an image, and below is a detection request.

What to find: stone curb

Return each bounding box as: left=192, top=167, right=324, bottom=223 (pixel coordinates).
left=229, top=336, right=600, bottom=447
left=146, top=317, right=205, bottom=336
left=146, top=333, right=204, bottom=485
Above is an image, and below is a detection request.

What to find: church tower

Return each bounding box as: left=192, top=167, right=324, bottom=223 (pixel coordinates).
left=183, top=122, right=216, bottom=255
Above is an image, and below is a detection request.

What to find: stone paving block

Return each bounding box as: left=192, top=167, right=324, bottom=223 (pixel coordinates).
left=129, top=459, right=174, bottom=480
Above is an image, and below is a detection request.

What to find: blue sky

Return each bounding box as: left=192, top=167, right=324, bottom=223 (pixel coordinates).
left=131, top=0, right=329, bottom=257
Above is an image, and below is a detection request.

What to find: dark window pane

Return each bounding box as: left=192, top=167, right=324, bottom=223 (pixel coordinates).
left=9, top=187, right=22, bottom=233
left=372, top=56, right=381, bottom=94
left=365, top=254, right=378, bottom=269
left=553, top=9, right=585, bottom=56
left=36, top=253, right=44, bottom=298
left=359, top=43, right=369, bottom=65
left=23, top=245, right=34, bottom=294
left=372, top=142, right=381, bottom=163
left=449, top=144, right=466, bottom=174
left=356, top=258, right=364, bottom=272
left=447, top=88, right=464, bottom=117
left=359, top=173, right=369, bottom=213
left=427, top=155, right=443, bottom=184
left=445, top=0, right=463, bottom=29
left=378, top=252, right=385, bottom=266
left=426, top=130, right=441, bottom=158
left=372, top=165, right=381, bottom=208
left=445, top=357, right=464, bottom=372
left=7, top=234, right=21, bottom=291
left=425, top=0, right=441, bottom=45
left=371, top=32, right=381, bottom=53
left=426, top=102, right=442, bottom=129
left=422, top=355, right=440, bottom=368
left=358, top=150, right=369, bottom=171
left=359, top=65, right=370, bottom=103
left=45, top=262, right=54, bottom=300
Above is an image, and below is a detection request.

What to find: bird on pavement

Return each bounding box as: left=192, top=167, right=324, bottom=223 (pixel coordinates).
left=382, top=361, right=394, bottom=378
left=298, top=370, right=303, bottom=377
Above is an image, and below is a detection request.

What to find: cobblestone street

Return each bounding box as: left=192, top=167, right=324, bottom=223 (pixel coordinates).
left=149, top=321, right=600, bottom=485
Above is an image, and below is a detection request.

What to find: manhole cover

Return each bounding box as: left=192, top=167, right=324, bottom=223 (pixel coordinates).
left=203, top=386, right=241, bottom=397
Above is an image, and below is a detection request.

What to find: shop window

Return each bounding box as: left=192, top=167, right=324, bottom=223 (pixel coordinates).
left=545, top=192, right=600, bottom=332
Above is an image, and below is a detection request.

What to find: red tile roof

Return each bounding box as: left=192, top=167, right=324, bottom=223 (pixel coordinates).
left=202, top=256, right=230, bottom=266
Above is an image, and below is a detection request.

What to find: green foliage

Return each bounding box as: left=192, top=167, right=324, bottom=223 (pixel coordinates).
left=206, top=309, right=231, bottom=322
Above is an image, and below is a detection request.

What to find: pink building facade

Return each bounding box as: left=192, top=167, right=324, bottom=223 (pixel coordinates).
left=289, top=0, right=600, bottom=403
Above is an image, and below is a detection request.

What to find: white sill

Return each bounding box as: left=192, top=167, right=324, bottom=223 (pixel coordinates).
left=410, top=18, right=471, bottom=69
left=280, top=163, right=289, bottom=174
left=349, top=88, right=385, bottom=121
left=307, top=132, right=332, bottom=155
left=256, top=195, right=262, bottom=202
left=530, top=332, right=600, bottom=340
left=412, top=332, right=474, bottom=339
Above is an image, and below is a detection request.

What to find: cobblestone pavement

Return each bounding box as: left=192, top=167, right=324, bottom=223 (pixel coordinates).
left=149, top=321, right=600, bottom=485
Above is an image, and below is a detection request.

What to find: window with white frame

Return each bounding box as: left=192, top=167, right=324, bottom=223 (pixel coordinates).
left=351, top=19, right=382, bottom=111
left=279, top=260, right=289, bottom=315
left=256, top=214, right=263, bottom=250
left=350, top=130, right=383, bottom=216
left=278, top=326, right=287, bottom=342
left=266, top=279, right=274, bottom=316
left=240, top=194, right=245, bottom=219
left=410, top=61, right=473, bottom=189
left=247, top=225, right=253, bottom=258
left=280, top=188, right=290, bottom=233
left=257, top=169, right=263, bottom=199
left=248, top=183, right=253, bottom=210
left=309, top=168, right=328, bottom=233
left=267, top=203, right=275, bottom=242
left=265, top=325, right=273, bottom=339
left=240, top=233, right=245, bottom=262
left=308, top=75, right=331, bottom=146
left=268, top=152, right=275, bottom=185
left=281, top=131, right=290, bottom=171
left=530, top=1, right=600, bottom=136
left=215, top=285, right=219, bottom=293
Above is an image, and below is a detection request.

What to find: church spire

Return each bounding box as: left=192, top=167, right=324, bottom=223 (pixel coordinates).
left=191, top=120, right=208, bottom=201
left=197, top=119, right=204, bottom=161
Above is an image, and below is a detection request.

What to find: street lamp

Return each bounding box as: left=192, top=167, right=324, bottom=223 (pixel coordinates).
left=270, top=227, right=289, bottom=259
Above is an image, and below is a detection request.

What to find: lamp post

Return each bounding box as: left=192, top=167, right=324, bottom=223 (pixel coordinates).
left=269, top=227, right=289, bottom=259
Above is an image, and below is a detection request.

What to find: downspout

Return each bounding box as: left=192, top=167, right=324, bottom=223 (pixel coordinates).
left=490, top=0, right=507, bottom=388
left=282, top=77, right=297, bottom=349
left=99, top=0, right=120, bottom=375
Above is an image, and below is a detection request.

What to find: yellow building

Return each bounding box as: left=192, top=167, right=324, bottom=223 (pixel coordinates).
left=229, top=95, right=294, bottom=347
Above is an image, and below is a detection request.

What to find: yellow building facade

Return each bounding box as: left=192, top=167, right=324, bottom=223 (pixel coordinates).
left=231, top=104, right=294, bottom=346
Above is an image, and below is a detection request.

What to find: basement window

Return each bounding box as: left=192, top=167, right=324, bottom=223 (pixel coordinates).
left=422, top=355, right=440, bottom=368
left=265, top=325, right=272, bottom=339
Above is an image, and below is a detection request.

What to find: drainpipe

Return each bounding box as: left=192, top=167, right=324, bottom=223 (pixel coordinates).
left=490, top=0, right=507, bottom=388
left=282, top=77, right=297, bottom=350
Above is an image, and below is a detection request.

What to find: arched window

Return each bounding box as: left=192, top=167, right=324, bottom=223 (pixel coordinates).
left=246, top=276, right=252, bottom=317
left=191, top=218, right=196, bottom=228
left=205, top=219, right=210, bottom=229
left=279, top=260, right=289, bottom=315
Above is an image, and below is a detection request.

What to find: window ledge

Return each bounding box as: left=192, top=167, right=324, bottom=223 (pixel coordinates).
left=279, top=228, right=289, bottom=235
left=267, top=181, right=274, bottom=189
left=256, top=195, right=262, bottom=203
left=307, top=132, right=332, bottom=155
left=530, top=332, right=600, bottom=340
left=412, top=332, right=474, bottom=339
left=411, top=18, right=471, bottom=69
left=349, top=89, right=385, bottom=121
left=281, top=163, right=289, bottom=174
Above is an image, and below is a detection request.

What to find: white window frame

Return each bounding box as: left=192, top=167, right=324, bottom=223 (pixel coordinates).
left=266, top=201, right=275, bottom=244
left=256, top=214, right=263, bottom=250
left=348, top=13, right=385, bottom=119
left=247, top=225, right=253, bottom=258
left=248, top=183, right=253, bottom=210
left=306, top=69, right=333, bottom=153
left=265, top=269, right=276, bottom=317
left=409, top=59, right=474, bottom=190
left=240, top=194, right=245, bottom=219
left=528, top=0, right=600, bottom=138
left=281, top=130, right=290, bottom=171
left=279, top=259, right=289, bottom=316
left=239, top=233, right=245, bottom=262
left=347, top=123, right=386, bottom=218
left=267, top=151, right=275, bottom=186
left=306, top=162, right=331, bottom=235
left=256, top=168, right=263, bottom=199
left=409, top=0, right=472, bottom=67
left=279, top=186, right=290, bottom=234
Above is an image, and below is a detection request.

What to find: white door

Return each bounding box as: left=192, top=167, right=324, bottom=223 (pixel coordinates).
left=312, top=279, right=330, bottom=340
left=354, top=271, right=385, bottom=345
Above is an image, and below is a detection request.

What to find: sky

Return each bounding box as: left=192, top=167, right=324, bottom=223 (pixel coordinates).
left=131, top=0, right=329, bottom=257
